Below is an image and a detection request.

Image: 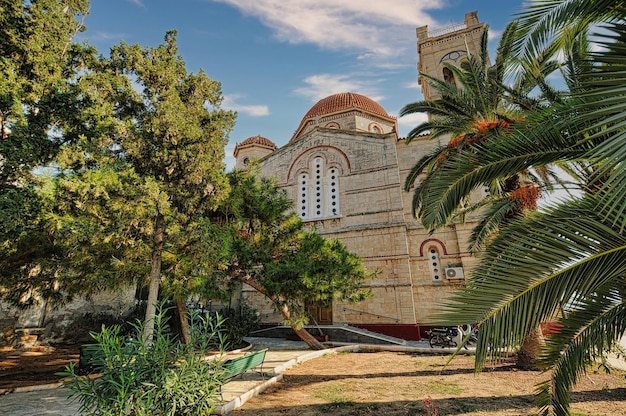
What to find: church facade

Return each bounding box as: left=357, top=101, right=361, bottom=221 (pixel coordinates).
left=233, top=12, right=486, bottom=340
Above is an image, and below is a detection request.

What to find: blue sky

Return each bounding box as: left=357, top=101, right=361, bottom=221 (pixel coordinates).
left=81, top=0, right=528, bottom=170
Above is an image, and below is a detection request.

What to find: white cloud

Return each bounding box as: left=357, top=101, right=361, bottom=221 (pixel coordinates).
left=127, top=0, right=144, bottom=7
left=294, top=73, right=384, bottom=103
left=487, top=28, right=501, bottom=41
left=395, top=112, right=429, bottom=138
left=210, top=0, right=444, bottom=63
left=404, top=79, right=420, bottom=90
left=87, top=31, right=132, bottom=42
left=223, top=95, right=270, bottom=117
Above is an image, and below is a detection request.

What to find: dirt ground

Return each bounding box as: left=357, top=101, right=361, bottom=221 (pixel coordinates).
left=1, top=346, right=625, bottom=415
left=0, top=344, right=81, bottom=392
left=237, top=350, right=626, bottom=416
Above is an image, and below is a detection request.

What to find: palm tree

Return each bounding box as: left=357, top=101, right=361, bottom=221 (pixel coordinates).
left=432, top=1, right=626, bottom=414
left=400, top=21, right=582, bottom=371
left=400, top=22, right=562, bottom=253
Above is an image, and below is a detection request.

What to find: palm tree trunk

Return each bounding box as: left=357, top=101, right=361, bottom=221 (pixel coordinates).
left=516, top=325, right=544, bottom=370
left=143, top=213, right=164, bottom=342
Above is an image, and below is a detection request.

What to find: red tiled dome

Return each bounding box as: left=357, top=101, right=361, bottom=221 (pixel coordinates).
left=303, top=92, right=390, bottom=120
left=289, top=92, right=395, bottom=143
left=238, top=135, right=277, bottom=149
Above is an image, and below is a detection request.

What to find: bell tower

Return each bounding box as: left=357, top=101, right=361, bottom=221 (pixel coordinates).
left=416, top=11, right=485, bottom=101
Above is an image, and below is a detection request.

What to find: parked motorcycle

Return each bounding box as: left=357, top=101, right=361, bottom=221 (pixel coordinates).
left=428, top=326, right=459, bottom=348
left=460, top=323, right=478, bottom=347
left=429, top=324, right=478, bottom=349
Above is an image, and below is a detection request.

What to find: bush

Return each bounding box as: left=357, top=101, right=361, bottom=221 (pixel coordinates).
left=220, top=304, right=260, bottom=349
left=59, top=302, right=227, bottom=415
left=191, top=303, right=259, bottom=351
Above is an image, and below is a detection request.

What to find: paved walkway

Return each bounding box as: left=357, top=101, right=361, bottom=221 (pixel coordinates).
left=0, top=337, right=440, bottom=415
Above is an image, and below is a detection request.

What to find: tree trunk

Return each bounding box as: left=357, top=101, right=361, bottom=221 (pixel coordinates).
left=290, top=323, right=326, bottom=350
left=176, top=298, right=191, bottom=344
left=241, top=274, right=325, bottom=350
left=516, top=325, right=544, bottom=370
left=143, top=213, right=164, bottom=342
left=278, top=303, right=325, bottom=350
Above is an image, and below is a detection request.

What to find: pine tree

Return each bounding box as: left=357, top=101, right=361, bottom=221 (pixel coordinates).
left=52, top=30, right=234, bottom=341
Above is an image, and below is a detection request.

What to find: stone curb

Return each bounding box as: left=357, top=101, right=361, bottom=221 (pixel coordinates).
left=214, top=344, right=360, bottom=414
left=0, top=381, right=64, bottom=395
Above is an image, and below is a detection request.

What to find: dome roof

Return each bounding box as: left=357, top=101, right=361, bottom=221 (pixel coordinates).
left=290, top=92, right=395, bottom=142
left=303, top=92, right=390, bottom=120
left=233, top=135, right=277, bottom=159
left=237, top=135, right=277, bottom=149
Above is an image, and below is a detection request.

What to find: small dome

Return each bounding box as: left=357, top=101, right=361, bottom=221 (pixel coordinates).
left=303, top=92, right=390, bottom=120
left=233, top=135, right=277, bottom=160
left=237, top=135, right=277, bottom=149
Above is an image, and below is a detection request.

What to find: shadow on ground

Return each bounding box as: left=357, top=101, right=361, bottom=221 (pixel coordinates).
left=234, top=388, right=626, bottom=416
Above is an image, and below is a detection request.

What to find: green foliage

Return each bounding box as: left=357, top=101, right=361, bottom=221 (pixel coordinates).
left=212, top=170, right=374, bottom=331
left=52, top=303, right=145, bottom=344
left=0, top=4, right=237, bottom=345
left=59, top=304, right=227, bottom=415
left=33, top=27, right=235, bottom=340
left=215, top=304, right=260, bottom=350
left=0, top=0, right=110, bottom=306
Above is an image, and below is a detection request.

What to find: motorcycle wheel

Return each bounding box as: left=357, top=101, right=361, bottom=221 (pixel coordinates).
left=429, top=334, right=443, bottom=348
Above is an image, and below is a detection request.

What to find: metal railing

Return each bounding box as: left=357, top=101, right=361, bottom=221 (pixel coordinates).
left=429, top=22, right=466, bottom=38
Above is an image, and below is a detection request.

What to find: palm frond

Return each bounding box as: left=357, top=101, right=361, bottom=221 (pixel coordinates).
left=417, top=117, right=588, bottom=229
left=466, top=198, right=517, bottom=253
left=536, top=290, right=626, bottom=416
left=513, top=0, right=623, bottom=63
left=570, top=23, right=626, bottom=229
left=403, top=145, right=448, bottom=192
left=433, top=194, right=626, bottom=368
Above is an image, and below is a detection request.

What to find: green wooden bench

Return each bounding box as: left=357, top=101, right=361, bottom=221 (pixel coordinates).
left=219, top=348, right=268, bottom=401
left=222, top=348, right=268, bottom=382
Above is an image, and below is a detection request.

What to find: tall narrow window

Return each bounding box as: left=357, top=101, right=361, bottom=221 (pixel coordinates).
left=313, top=158, right=323, bottom=218
left=299, top=156, right=340, bottom=220
left=428, top=247, right=442, bottom=282
left=328, top=167, right=339, bottom=216
left=299, top=173, right=309, bottom=219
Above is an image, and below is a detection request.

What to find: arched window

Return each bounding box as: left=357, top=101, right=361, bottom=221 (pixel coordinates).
left=369, top=123, right=382, bottom=133
left=443, top=67, right=456, bottom=86
left=299, top=156, right=340, bottom=220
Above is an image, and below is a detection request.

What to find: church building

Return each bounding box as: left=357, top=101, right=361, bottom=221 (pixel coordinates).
left=233, top=12, right=485, bottom=340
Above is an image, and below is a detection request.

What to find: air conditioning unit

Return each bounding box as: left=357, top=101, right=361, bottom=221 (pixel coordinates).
left=445, top=267, right=465, bottom=280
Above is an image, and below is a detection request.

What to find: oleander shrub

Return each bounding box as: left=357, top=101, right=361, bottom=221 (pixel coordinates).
left=59, top=302, right=227, bottom=416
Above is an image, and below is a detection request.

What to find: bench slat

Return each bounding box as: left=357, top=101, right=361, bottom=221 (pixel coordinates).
left=223, top=348, right=268, bottom=380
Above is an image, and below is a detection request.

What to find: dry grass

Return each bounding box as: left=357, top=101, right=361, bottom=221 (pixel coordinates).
left=236, top=351, right=626, bottom=415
